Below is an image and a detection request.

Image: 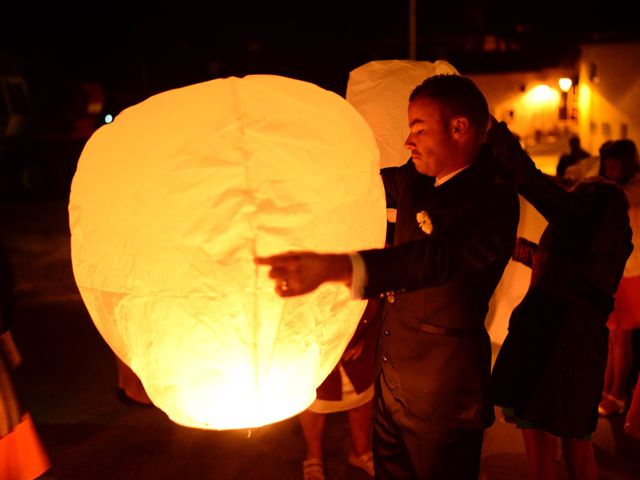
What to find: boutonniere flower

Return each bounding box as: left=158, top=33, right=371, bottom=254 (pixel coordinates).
left=416, top=210, right=433, bottom=235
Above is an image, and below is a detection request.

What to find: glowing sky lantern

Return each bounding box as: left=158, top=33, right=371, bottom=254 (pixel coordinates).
left=346, top=59, right=459, bottom=168
left=69, top=75, right=386, bottom=430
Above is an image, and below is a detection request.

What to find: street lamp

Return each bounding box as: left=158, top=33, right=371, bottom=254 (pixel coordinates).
left=558, top=77, right=573, bottom=93
left=558, top=77, right=572, bottom=121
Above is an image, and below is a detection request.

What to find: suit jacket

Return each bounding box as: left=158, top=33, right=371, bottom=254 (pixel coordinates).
left=359, top=146, right=519, bottom=429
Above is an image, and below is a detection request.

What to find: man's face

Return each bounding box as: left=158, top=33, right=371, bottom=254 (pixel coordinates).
left=404, top=97, right=456, bottom=177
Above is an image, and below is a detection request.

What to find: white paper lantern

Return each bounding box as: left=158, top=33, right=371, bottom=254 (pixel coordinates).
left=346, top=59, right=459, bottom=168
left=69, top=75, right=386, bottom=430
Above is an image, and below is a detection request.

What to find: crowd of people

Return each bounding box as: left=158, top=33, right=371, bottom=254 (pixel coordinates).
left=2, top=72, right=638, bottom=480
left=257, top=73, right=640, bottom=479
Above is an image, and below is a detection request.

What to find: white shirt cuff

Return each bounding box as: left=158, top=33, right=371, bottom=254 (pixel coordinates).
left=348, top=252, right=368, bottom=299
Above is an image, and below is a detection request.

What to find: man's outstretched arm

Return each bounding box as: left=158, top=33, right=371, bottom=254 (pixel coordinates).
left=255, top=252, right=353, bottom=297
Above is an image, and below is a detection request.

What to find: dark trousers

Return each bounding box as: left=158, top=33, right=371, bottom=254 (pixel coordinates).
left=372, top=374, right=484, bottom=479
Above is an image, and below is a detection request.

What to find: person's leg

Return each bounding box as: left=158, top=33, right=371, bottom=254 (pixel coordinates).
left=624, top=374, right=640, bottom=440
left=299, top=409, right=326, bottom=480
left=603, top=334, right=615, bottom=394
left=115, top=355, right=152, bottom=405
left=374, top=375, right=483, bottom=479
left=346, top=399, right=373, bottom=456
left=599, top=329, right=632, bottom=415
left=407, top=423, right=483, bottom=479
left=346, top=399, right=374, bottom=477
left=372, top=376, right=415, bottom=480
left=298, top=409, right=326, bottom=460
left=560, top=437, right=598, bottom=480
left=521, top=428, right=558, bottom=480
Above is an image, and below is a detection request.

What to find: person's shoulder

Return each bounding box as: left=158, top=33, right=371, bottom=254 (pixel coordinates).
left=472, top=151, right=516, bottom=191
left=621, top=172, right=640, bottom=205
left=624, top=171, right=640, bottom=188
left=382, top=158, right=416, bottom=175
left=461, top=159, right=519, bottom=209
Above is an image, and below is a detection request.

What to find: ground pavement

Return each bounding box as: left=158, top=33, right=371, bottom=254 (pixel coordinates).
left=2, top=199, right=639, bottom=480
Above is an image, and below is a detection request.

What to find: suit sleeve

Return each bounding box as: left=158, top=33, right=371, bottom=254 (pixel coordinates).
left=380, top=159, right=416, bottom=208
left=488, top=121, right=590, bottom=226
left=359, top=180, right=519, bottom=298
left=511, top=237, right=537, bottom=267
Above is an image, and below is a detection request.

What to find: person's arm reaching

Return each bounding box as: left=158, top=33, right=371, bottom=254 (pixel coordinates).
left=486, top=119, right=588, bottom=226
left=254, top=252, right=352, bottom=297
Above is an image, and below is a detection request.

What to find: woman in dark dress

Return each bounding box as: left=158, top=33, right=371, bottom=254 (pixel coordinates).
left=488, top=122, right=633, bottom=480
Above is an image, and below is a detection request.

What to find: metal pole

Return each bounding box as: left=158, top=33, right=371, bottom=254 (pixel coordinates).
left=409, top=0, right=416, bottom=59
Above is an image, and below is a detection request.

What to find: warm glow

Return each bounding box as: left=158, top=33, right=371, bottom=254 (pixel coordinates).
left=69, top=75, right=387, bottom=430
left=346, top=59, right=459, bottom=168
left=578, top=82, right=592, bottom=121
left=558, top=77, right=573, bottom=93
left=525, top=84, right=559, bottom=105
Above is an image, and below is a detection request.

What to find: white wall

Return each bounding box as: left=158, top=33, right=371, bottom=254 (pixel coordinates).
left=577, top=42, right=640, bottom=154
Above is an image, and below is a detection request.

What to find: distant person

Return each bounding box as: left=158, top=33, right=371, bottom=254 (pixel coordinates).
left=300, top=299, right=382, bottom=480
left=488, top=121, right=633, bottom=480
left=0, top=241, right=51, bottom=479
left=598, top=139, right=640, bottom=417
left=557, top=135, right=590, bottom=178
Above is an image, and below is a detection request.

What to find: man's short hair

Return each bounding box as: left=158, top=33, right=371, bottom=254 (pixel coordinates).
left=409, top=74, right=489, bottom=135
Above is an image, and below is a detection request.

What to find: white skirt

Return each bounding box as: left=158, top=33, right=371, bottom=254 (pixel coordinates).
left=308, top=364, right=374, bottom=414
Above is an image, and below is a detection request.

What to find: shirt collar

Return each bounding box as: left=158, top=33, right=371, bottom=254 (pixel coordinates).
left=434, top=165, right=470, bottom=187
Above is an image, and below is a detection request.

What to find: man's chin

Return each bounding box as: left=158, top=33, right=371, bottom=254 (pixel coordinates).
left=412, top=160, right=432, bottom=176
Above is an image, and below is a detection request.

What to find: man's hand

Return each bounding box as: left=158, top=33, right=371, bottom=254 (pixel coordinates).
left=255, top=252, right=352, bottom=297
left=486, top=118, right=533, bottom=179
left=486, top=119, right=524, bottom=159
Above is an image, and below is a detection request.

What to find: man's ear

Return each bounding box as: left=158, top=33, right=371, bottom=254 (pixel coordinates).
left=450, top=117, right=469, bottom=138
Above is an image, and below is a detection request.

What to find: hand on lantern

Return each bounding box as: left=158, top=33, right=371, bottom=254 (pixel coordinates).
left=255, top=252, right=352, bottom=297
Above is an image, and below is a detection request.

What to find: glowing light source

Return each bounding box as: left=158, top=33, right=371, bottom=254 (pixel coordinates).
left=558, top=77, right=573, bottom=93
left=69, top=75, right=387, bottom=430
left=526, top=84, right=559, bottom=105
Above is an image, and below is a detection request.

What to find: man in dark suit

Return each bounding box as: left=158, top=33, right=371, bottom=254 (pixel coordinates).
left=256, top=74, right=519, bottom=479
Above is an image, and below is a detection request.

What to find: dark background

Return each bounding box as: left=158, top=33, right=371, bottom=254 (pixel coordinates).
left=1, top=1, right=638, bottom=199
left=3, top=1, right=638, bottom=95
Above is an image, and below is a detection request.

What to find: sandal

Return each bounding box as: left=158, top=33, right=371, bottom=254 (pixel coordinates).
left=348, top=450, right=374, bottom=477
left=303, top=458, right=324, bottom=480
left=598, top=392, right=626, bottom=417
left=624, top=386, right=640, bottom=440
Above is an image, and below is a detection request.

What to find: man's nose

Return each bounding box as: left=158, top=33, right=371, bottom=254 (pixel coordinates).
left=404, top=136, right=413, bottom=149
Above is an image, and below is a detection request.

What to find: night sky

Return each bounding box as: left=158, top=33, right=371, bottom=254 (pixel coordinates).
left=1, top=1, right=637, bottom=137
left=4, top=1, right=637, bottom=91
